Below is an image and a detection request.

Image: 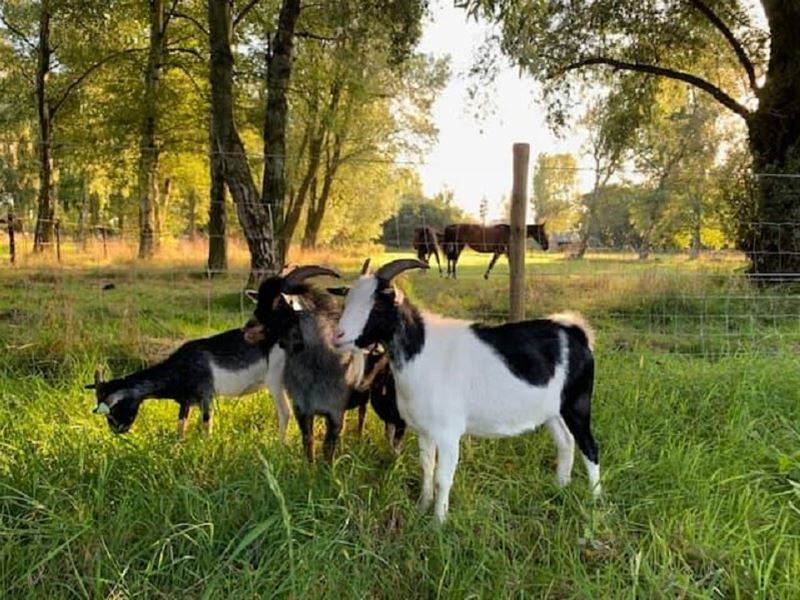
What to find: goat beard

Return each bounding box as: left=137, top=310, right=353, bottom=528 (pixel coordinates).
left=342, top=350, right=366, bottom=388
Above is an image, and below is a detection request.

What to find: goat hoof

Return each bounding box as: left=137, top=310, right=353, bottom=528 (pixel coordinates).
left=417, top=495, right=433, bottom=513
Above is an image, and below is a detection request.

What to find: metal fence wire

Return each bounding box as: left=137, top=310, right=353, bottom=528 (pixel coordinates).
left=1, top=166, right=798, bottom=363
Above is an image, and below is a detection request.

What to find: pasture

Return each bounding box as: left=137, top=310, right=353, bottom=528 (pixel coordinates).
left=1, top=248, right=799, bottom=598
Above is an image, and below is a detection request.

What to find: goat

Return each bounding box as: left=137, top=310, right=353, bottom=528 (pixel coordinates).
left=412, top=226, right=443, bottom=275
left=334, top=258, right=600, bottom=522
left=443, top=223, right=549, bottom=279
left=242, top=265, right=361, bottom=463
left=87, top=329, right=290, bottom=440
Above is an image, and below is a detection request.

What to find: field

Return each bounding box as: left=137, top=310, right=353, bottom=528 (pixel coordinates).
left=1, top=247, right=799, bottom=598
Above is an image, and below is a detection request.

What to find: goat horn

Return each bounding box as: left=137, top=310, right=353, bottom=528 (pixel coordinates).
left=375, top=259, right=428, bottom=282
left=282, top=265, right=341, bottom=288
left=94, top=367, right=103, bottom=386
left=360, top=258, right=371, bottom=275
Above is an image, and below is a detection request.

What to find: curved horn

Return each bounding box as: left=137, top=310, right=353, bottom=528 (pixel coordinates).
left=360, top=258, right=371, bottom=275
left=95, top=367, right=103, bottom=386
left=282, top=265, right=341, bottom=288
left=375, top=259, right=428, bottom=281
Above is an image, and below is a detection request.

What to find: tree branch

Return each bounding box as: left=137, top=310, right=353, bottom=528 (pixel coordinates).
left=561, top=57, right=751, bottom=120
left=687, top=0, right=758, bottom=92
left=294, top=30, right=339, bottom=42
left=234, top=0, right=261, bottom=29
left=165, top=46, right=205, bottom=61
left=50, top=48, right=144, bottom=117
left=172, top=11, right=209, bottom=36
left=162, top=0, right=181, bottom=34
left=0, top=14, right=35, bottom=49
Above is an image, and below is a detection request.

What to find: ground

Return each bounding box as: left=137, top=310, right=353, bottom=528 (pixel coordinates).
left=0, top=242, right=798, bottom=598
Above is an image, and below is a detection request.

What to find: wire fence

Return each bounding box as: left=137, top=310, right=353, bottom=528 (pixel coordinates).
left=1, top=165, right=799, bottom=366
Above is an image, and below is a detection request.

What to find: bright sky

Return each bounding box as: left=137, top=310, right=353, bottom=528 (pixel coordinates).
left=415, top=0, right=587, bottom=220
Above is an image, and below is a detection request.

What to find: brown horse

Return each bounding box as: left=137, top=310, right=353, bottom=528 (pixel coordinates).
left=443, top=223, right=548, bottom=279
left=412, top=226, right=443, bottom=275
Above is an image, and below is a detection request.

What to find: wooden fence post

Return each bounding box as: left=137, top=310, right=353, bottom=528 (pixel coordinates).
left=55, top=218, right=62, bottom=263
left=509, top=143, right=530, bottom=322
left=7, top=209, right=15, bottom=265
left=101, top=227, right=108, bottom=259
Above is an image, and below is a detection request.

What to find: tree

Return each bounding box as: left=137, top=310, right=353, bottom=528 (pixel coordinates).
left=261, top=0, right=301, bottom=265
left=380, top=185, right=472, bottom=247
left=0, top=0, right=136, bottom=252
left=478, top=195, right=488, bottom=224
left=463, top=0, right=800, bottom=276
left=208, top=0, right=275, bottom=282
left=574, top=78, right=646, bottom=258
left=531, top=153, right=579, bottom=231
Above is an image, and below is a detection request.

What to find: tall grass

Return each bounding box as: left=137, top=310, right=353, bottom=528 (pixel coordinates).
left=1, top=249, right=798, bottom=598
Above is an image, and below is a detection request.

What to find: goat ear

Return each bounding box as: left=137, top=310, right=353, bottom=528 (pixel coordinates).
left=85, top=383, right=96, bottom=390
left=327, top=286, right=350, bottom=297
left=280, top=293, right=303, bottom=311
left=244, top=289, right=258, bottom=304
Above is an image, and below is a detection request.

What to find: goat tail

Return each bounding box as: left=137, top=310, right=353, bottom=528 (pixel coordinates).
left=549, top=311, right=595, bottom=351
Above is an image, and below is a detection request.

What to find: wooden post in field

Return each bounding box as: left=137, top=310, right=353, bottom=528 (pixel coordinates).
left=7, top=209, right=15, bottom=265
left=101, top=227, right=108, bottom=258
left=55, top=218, right=62, bottom=263
left=509, top=143, right=530, bottom=322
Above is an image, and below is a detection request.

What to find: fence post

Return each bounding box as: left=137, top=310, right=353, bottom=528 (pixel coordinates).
left=55, top=218, right=62, bottom=263
left=7, top=209, right=15, bottom=265
left=101, top=227, right=108, bottom=258
left=509, top=143, right=530, bottom=322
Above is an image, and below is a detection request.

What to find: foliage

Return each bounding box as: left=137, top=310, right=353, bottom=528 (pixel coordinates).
left=531, top=153, right=580, bottom=232
left=380, top=183, right=473, bottom=247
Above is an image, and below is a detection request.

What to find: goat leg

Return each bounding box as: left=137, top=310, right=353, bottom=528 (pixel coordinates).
left=176, top=403, right=191, bottom=440
left=322, top=413, right=343, bottom=464
left=297, top=413, right=315, bottom=463
left=357, top=403, right=367, bottom=436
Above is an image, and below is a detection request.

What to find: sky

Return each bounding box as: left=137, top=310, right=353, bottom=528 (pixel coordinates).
left=414, top=1, right=587, bottom=220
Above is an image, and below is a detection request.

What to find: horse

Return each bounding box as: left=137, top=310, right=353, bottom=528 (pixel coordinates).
left=443, top=223, right=548, bottom=279
left=412, top=226, right=443, bottom=275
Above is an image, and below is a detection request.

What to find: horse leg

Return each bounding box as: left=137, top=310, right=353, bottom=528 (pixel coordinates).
left=484, top=251, right=501, bottom=279
left=433, top=246, right=442, bottom=276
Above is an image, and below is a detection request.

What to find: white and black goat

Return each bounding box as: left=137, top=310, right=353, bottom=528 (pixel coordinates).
left=87, top=329, right=290, bottom=439
left=334, top=259, right=601, bottom=522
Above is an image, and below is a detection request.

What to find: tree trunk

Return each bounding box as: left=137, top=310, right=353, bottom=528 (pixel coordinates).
left=208, top=0, right=276, bottom=283
left=688, top=197, right=702, bottom=260
left=33, top=0, right=54, bottom=253
left=187, top=188, right=197, bottom=241
left=575, top=165, right=604, bottom=259
left=302, top=135, right=343, bottom=249
left=78, top=176, right=88, bottom=249
left=154, top=177, right=170, bottom=243
left=207, top=125, right=227, bottom=273
left=740, top=0, right=800, bottom=277
left=262, top=0, right=301, bottom=266
left=137, top=0, right=166, bottom=259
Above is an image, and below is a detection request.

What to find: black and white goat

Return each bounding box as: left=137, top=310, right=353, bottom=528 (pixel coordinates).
left=334, top=259, right=601, bottom=522
left=242, top=266, right=364, bottom=463
left=87, top=329, right=290, bottom=439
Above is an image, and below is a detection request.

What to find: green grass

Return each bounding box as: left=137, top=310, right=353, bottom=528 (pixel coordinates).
left=1, top=249, right=799, bottom=598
